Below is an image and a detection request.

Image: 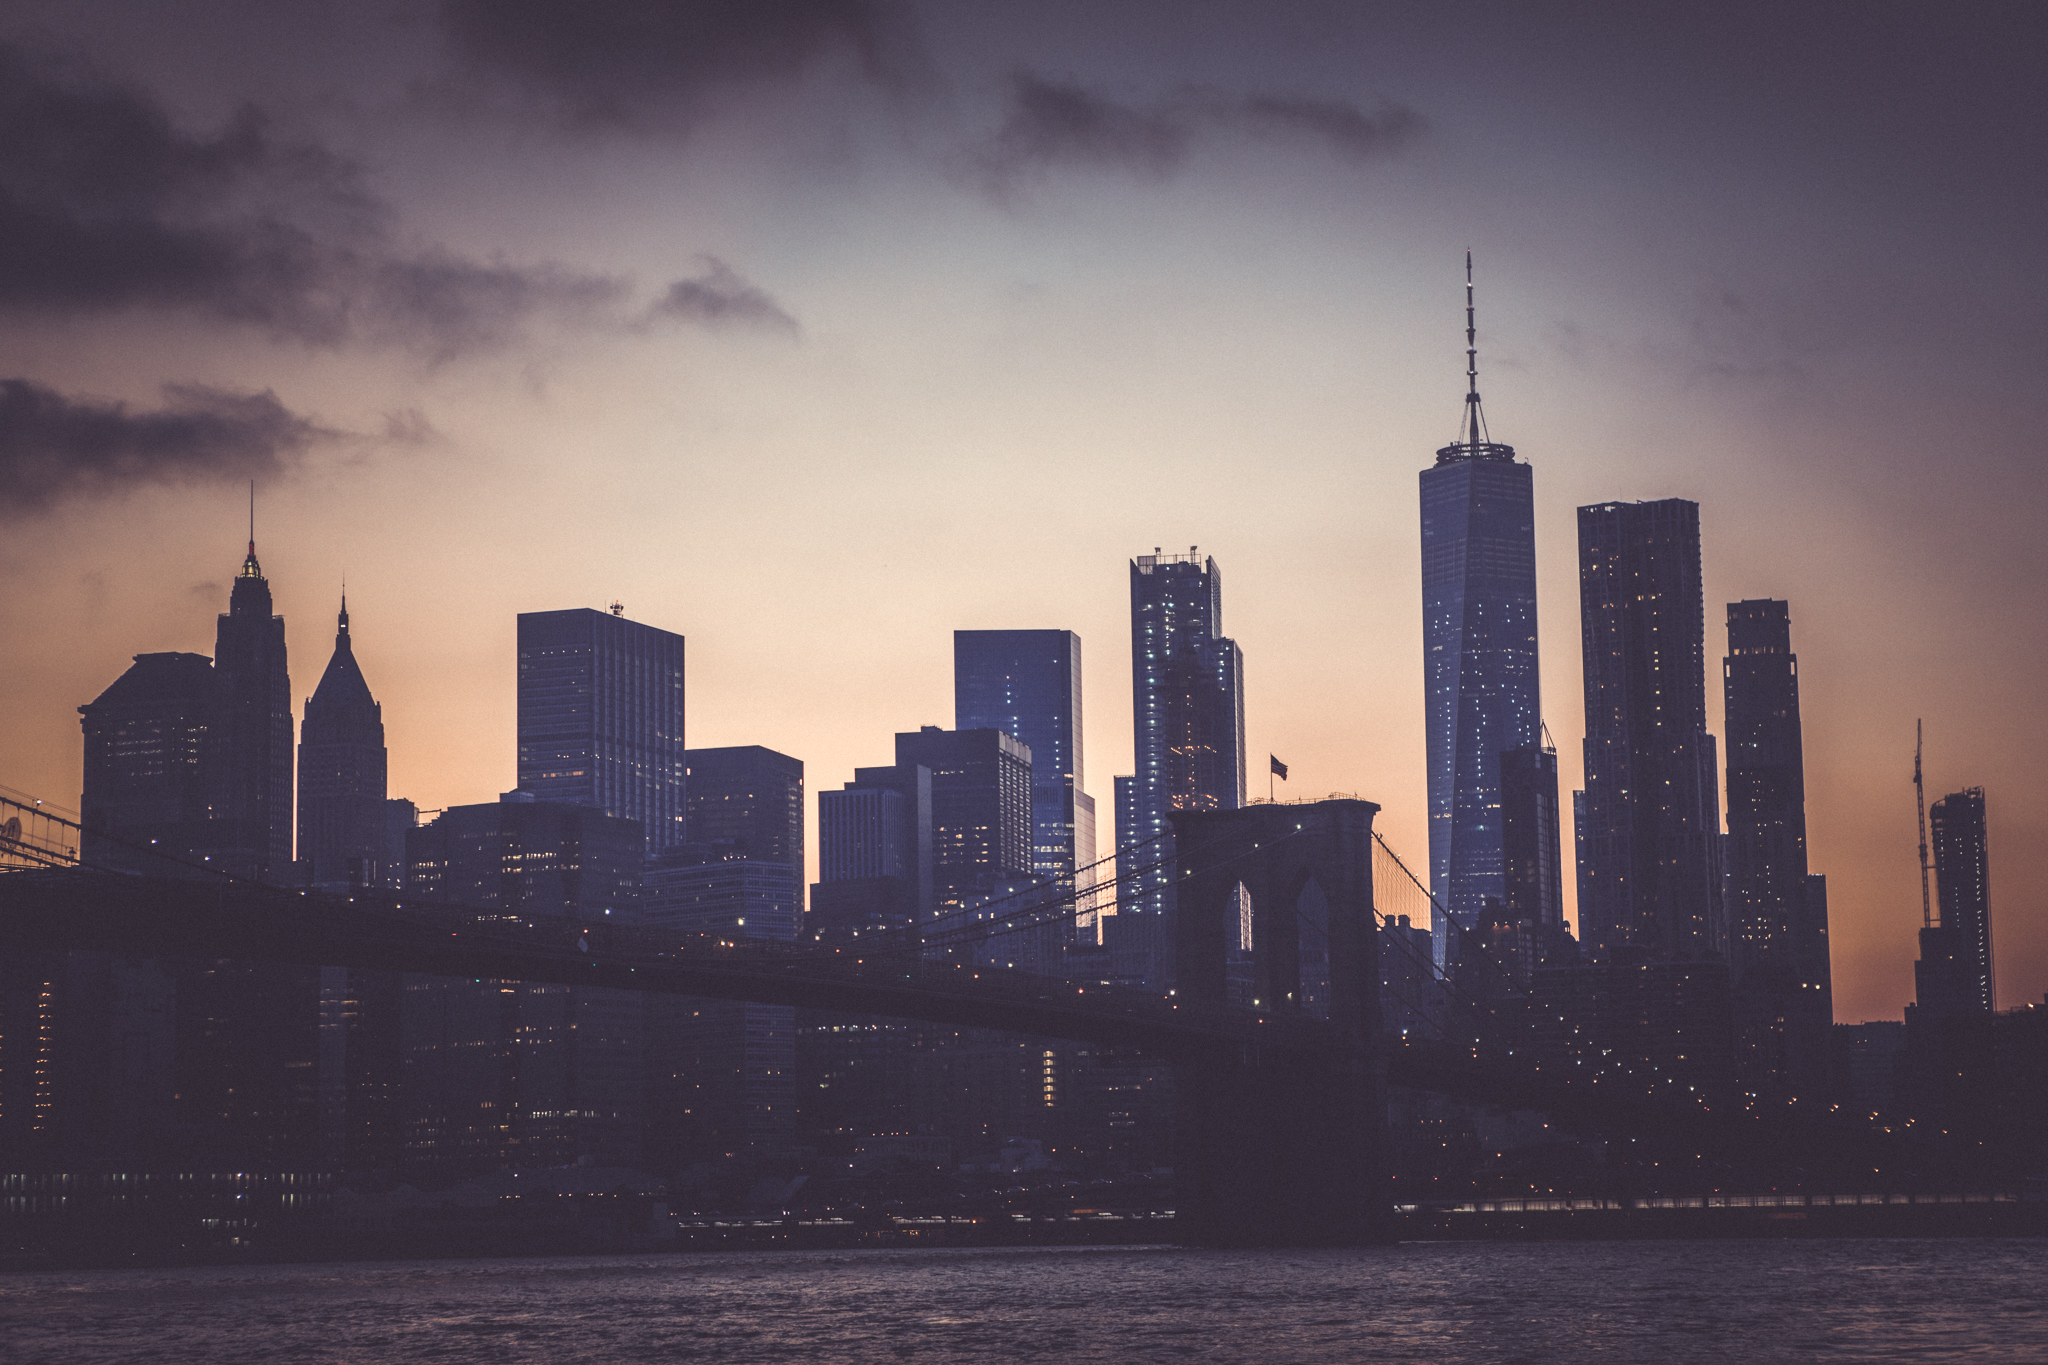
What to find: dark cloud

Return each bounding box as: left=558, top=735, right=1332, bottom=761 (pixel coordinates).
left=974, top=72, right=1424, bottom=194
left=437, top=0, right=928, bottom=126
left=0, top=41, right=792, bottom=357
left=642, top=259, right=800, bottom=333
left=0, top=379, right=332, bottom=520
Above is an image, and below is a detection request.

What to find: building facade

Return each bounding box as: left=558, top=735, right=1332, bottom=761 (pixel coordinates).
left=297, top=596, right=389, bottom=891
left=893, top=727, right=1034, bottom=916
left=954, top=629, right=1098, bottom=896
left=813, top=763, right=933, bottom=943
left=1916, top=787, right=1993, bottom=1015
left=516, top=607, right=687, bottom=853
left=1121, top=550, right=1244, bottom=962
left=1419, top=312, right=1541, bottom=961
left=1575, top=499, right=1725, bottom=961
left=1722, top=599, right=1832, bottom=1097
left=683, top=746, right=804, bottom=913
left=214, top=537, right=294, bottom=881
left=401, top=795, right=645, bottom=1177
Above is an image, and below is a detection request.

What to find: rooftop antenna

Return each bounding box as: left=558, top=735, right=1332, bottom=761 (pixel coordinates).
left=1915, top=719, right=1935, bottom=929
left=1463, top=249, right=1486, bottom=447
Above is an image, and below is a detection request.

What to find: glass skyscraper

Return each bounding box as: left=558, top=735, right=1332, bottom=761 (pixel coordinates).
left=953, top=629, right=1097, bottom=893
left=516, top=607, right=687, bottom=852
left=1123, top=550, right=1244, bottom=926
left=1576, top=498, right=1725, bottom=961
left=1419, top=261, right=1541, bottom=966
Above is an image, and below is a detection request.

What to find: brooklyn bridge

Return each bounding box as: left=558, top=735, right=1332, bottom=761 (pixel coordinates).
left=0, top=791, right=1883, bottom=1247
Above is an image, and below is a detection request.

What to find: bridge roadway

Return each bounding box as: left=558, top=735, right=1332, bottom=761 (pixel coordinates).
left=0, top=867, right=1825, bottom=1155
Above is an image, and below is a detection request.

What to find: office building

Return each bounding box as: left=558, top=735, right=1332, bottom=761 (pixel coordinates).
left=684, top=746, right=804, bottom=911
left=1117, top=550, right=1244, bottom=982
left=214, top=533, right=295, bottom=881
left=1497, top=742, right=1570, bottom=981
left=813, top=763, right=933, bottom=943
left=297, top=596, right=389, bottom=891
left=1722, top=599, right=1832, bottom=1097
left=954, top=630, right=1098, bottom=893
left=517, top=607, right=686, bottom=852
left=1419, top=257, right=1543, bottom=963
left=1916, top=787, right=1993, bottom=1015
left=77, top=652, right=223, bottom=873
left=402, top=794, right=644, bottom=1177
left=893, top=727, right=1034, bottom=915
left=1575, top=499, right=1725, bottom=961
left=642, top=844, right=800, bottom=1164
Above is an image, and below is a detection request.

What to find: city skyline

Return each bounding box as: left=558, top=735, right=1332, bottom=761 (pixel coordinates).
left=1, top=3, right=2043, bottom=1027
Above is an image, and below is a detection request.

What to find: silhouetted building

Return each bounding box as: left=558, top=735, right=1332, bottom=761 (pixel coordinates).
left=517, top=607, right=686, bottom=853
left=954, top=628, right=1098, bottom=895
left=1530, top=954, right=1736, bottom=1104
left=642, top=844, right=800, bottom=1165
left=893, top=727, right=1034, bottom=916
left=1575, top=499, right=1725, bottom=961
left=1915, top=787, right=1992, bottom=1015
left=401, top=794, right=644, bottom=1178
left=1498, top=742, right=1570, bottom=981
left=1830, top=1020, right=1905, bottom=1118
left=214, top=534, right=294, bottom=880
left=297, top=596, right=388, bottom=891
left=1420, top=261, right=1542, bottom=966
left=77, top=651, right=222, bottom=873
left=1117, top=549, right=1243, bottom=985
left=684, top=746, right=804, bottom=912
left=1722, top=599, right=1832, bottom=1098
left=813, top=763, right=933, bottom=944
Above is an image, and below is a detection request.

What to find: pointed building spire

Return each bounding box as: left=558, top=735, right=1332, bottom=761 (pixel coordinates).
left=337, top=581, right=351, bottom=642
left=241, top=481, right=263, bottom=579
left=1435, top=252, right=1516, bottom=465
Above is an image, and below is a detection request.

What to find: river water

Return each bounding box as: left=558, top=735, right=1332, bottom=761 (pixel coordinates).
left=2, top=1239, right=2043, bottom=1363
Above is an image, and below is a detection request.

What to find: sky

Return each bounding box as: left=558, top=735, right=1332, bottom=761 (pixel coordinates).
left=1, top=1, right=2042, bottom=1025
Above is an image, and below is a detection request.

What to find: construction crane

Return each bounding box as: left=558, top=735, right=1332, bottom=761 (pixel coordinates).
left=1914, top=720, right=1935, bottom=929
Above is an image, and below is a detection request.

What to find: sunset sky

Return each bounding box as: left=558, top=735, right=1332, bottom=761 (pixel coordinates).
left=1, top=1, right=2041, bottom=1025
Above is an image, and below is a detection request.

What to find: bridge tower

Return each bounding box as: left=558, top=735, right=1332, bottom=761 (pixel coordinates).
left=1171, top=797, right=1389, bottom=1246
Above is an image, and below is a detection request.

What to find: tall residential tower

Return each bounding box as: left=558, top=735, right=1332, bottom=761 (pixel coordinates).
left=1576, top=498, right=1725, bottom=960
left=954, top=630, right=1096, bottom=892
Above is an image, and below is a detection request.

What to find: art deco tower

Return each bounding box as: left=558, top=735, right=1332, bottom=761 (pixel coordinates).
left=1419, top=255, right=1542, bottom=962
left=214, top=520, right=293, bottom=880
left=298, top=594, right=389, bottom=890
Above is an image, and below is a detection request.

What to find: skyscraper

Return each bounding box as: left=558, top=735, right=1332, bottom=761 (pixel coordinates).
left=1723, top=600, right=1831, bottom=1096
left=893, top=727, right=1034, bottom=916
left=517, top=607, right=686, bottom=852
left=77, top=652, right=223, bottom=873
left=297, top=595, right=389, bottom=891
left=1419, top=256, right=1542, bottom=964
left=402, top=794, right=645, bottom=1176
left=214, top=532, right=294, bottom=881
left=1917, top=787, right=1992, bottom=1014
left=813, top=763, right=933, bottom=942
left=1576, top=498, right=1725, bottom=961
left=683, top=746, right=804, bottom=910
left=1124, top=551, right=1244, bottom=919
left=954, top=629, right=1097, bottom=892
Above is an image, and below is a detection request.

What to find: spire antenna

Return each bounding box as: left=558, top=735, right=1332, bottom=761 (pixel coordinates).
left=1435, top=253, right=1514, bottom=465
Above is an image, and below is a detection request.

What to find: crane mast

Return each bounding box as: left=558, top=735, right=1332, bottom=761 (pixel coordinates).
left=1915, top=719, right=1934, bottom=929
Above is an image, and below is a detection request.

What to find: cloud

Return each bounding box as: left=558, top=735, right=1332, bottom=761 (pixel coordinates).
left=0, top=41, right=792, bottom=357
left=436, top=0, right=929, bottom=127
left=0, top=379, right=335, bottom=520
left=973, top=72, right=1425, bottom=194
left=641, top=258, right=800, bottom=333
